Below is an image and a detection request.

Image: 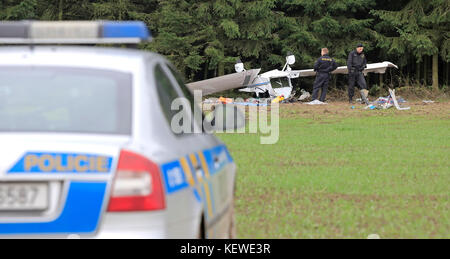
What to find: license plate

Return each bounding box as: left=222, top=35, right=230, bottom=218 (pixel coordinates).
left=0, top=182, right=49, bottom=211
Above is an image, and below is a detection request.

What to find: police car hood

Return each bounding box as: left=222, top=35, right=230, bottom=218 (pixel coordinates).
left=0, top=133, right=130, bottom=176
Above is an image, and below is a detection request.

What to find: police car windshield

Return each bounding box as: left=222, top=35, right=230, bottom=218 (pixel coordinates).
left=0, top=66, right=132, bottom=135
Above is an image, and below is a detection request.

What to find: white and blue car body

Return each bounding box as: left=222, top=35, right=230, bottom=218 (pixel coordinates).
left=0, top=21, right=236, bottom=238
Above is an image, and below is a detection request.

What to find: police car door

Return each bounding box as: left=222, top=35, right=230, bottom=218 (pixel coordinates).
left=162, top=64, right=236, bottom=238
left=147, top=61, right=203, bottom=238
left=0, top=66, right=132, bottom=237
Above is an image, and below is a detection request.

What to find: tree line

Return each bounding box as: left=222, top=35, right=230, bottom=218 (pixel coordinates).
left=1, top=0, right=449, bottom=91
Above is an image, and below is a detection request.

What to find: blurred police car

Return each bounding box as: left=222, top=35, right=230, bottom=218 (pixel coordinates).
left=0, top=21, right=236, bottom=238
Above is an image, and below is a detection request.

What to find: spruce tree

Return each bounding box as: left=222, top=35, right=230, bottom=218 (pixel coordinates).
left=371, top=0, right=450, bottom=89
left=275, top=0, right=376, bottom=68
left=0, top=0, right=38, bottom=20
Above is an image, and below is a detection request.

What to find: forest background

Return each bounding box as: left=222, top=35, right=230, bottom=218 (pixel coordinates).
left=1, top=0, right=449, bottom=96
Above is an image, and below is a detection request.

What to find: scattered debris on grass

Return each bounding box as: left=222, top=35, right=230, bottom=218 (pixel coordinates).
left=360, top=88, right=410, bottom=110
left=272, top=95, right=285, bottom=103
left=203, top=97, right=271, bottom=107
left=219, top=96, right=233, bottom=104
left=364, top=104, right=377, bottom=110
left=203, top=97, right=219, bottom=104
left=233, top=102, right=269, bottom=106
left=298, top=89, right=311, bottom=101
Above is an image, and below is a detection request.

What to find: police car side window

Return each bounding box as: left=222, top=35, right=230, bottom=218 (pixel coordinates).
left=167, top=66, right=195, bottom=114
left=166, top=65, right=204, bottom=130
left=154, top=64, right=178, bottom=130
left=154, top=64, right=190, bottom=135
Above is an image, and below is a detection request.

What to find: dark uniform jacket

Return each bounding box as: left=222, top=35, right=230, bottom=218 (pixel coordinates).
left=313, top=55, right=338, bottom=74
left=347, top=50, right=367, bottom=73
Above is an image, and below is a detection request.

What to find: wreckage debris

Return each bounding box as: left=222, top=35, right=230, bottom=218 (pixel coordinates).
left=202, top=88, right=412, bottom=111
left=219, top=96, right=233, bottom=104
left=298, top=89, right=311, bottom=101
left=272, top=95, right=285, bottom=103
left=233, top=102, right=269, bottom=106
left=361, top=88, right=410, bottom=110
left=202, top=97, right=271, bottom=107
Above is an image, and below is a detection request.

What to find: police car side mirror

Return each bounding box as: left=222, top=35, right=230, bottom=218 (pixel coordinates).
left=210, top=104, right=245, bottom=132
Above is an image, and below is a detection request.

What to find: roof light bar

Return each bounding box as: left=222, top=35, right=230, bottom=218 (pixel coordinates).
left=0, top=21, right=151, bottom=44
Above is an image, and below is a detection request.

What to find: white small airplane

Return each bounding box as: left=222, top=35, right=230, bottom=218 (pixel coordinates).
left=187, top=53, right=398, bottom=100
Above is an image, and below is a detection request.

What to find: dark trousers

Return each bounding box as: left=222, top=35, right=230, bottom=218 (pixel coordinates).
left=348, top=72, right=367, bottom=100
left=312, top=73, right=330, bottom=102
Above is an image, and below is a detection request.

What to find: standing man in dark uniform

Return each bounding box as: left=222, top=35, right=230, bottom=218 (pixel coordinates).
left=347, top=43, right=368, bottom=103
left=312, top=48, right=338, bottom=102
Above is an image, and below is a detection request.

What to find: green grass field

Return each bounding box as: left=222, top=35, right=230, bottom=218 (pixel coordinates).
left=218, top=102, right=449, bottom=238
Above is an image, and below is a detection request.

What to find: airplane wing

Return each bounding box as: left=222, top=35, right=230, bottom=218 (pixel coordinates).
left=186, top=69, right=261, bottom=96
left=291, top=62, right=398, bottom=78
